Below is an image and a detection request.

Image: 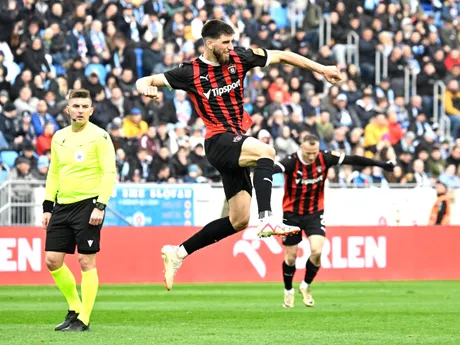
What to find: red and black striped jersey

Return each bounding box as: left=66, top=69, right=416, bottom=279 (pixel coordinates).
left=276, top=150, right=345, bottom=215
left=162, top=47, right=269, bottom=138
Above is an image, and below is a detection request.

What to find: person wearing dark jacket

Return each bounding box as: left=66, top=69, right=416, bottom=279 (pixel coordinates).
left=0, top=1, right=19, bottom=45
left=91, top=90, right=120, bottom=130
left=66, top=20, right=96, bottom=60
left=20, top=38, right=51, bottom=76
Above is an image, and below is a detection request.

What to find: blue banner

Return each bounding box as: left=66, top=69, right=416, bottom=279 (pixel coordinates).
left=105, top=185, right=194, bottom=226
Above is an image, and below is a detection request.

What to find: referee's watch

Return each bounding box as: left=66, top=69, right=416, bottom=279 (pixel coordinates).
left=94, top=202, right=106, bottom=211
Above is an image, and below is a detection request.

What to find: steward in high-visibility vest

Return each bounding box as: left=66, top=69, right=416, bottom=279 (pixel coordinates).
left=429, top=182, right=450, bottom=225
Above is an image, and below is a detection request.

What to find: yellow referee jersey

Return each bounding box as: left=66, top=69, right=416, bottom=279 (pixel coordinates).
left=45, top=122, right=117, bottom=205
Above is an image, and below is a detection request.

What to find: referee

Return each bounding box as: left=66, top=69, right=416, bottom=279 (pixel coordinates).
left=42, top=89, right=116, bottom=332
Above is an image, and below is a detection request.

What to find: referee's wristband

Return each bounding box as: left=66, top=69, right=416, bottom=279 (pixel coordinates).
left=43, top=200, right=54, bottom=213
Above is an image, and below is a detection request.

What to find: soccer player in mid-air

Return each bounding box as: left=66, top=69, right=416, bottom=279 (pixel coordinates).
left=42, top=89, right=117, bottom=331
left=273, top=134, right=395, bottom=308
left=136, top=19, right=342, bottom=290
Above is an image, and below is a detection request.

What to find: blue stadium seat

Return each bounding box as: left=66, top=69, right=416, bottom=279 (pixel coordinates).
left=0, top=151, right=18, bottom=169
left=0, top=168, right=8, bottom=182
left=270, top=7, right=289, bottom=29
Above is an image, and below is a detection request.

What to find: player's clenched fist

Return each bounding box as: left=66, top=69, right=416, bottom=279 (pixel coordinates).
left=138, top=86, right=159, bottom=99
left=322, top=65, right=342, bottom=85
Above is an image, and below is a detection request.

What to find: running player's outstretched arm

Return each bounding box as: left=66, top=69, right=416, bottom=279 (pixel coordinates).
left=324, top=150, right=395, bottom=171
left=96, top=133, right=117, bottom=205
left=268, top=50, right=342, bottom=84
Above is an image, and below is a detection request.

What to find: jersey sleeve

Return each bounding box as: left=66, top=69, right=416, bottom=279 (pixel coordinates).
left=276, top=154, right=297, bottom=175
left=163, top=63, right=193, bottom=91
left=44, top=135, right=59, bottom=202
left=96, top=131, right=117, bottom=205
left=234, top=47, right=270, bottom=73
left=322, top=150, right=345, bottom=168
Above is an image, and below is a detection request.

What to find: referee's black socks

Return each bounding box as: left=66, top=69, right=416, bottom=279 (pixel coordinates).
left=181, top=217, right=236, bottom=255
left=254, top=158, right=274, bottom=218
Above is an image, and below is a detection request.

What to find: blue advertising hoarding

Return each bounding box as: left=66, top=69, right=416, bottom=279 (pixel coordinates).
left=105, top=185, right=194, bottom=226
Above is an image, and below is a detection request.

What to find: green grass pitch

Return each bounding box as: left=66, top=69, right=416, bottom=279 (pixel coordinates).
left=1, top=281, right=460, bottom=345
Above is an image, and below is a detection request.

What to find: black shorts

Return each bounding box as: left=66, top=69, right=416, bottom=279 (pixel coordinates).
left=45, top=197, right=103, bottom=254
left=282, top=210, right=326, bottom=246
left=205, top=132, right=252, bottom=200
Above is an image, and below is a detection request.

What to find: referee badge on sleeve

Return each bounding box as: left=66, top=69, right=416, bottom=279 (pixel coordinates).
left=75, top=150, right=85, bottom=162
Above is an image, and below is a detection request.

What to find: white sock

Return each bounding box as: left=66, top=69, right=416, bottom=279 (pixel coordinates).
left=284, top=288, right=294, bottom=295
left=300, top=281, right=309, bottom=289
left=177, top=245, right=188, bottom=259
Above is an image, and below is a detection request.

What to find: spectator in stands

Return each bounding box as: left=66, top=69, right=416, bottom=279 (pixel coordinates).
left=32, top=155, right=49, bottom=180
left=8, top=156, right=33, bottom=224
left=363, top=114, right=389, bottom=157
left=31, top=100, right=59, bottom=136
left=407, top=159, right=431, bottom=187
left=445, top=79, right=460, bottom=138
left=91, top=89, right=119, bottom=130
left=416, top=62, right=437, bottom=117
left=446, top=145, right=460, bottom=172
left=161, top=89, right=193, bottom=125
left=408, top=113, right=436, bottom=142
left=67, top=19, right=95, bottom=63
left=0, top=102, right=21, bottom=149
left=331, top=93, right=361, bottom=130
left=139, top=125, right=160, bottom=159
left=387, top=110, right=404, bottom=146
left=123, top=108, right=148, bottom=139
left=439, top=164, right=460, bottom=189
left=110, top=87, right=130, bottom=118
left=20, top=38, right=51, bottom=76
left=394, top=131, right=416, bottom=156
left=149, top=146, right=172, bottom=182
left=329, top=127, right=352, bottom=155
left=36, top=122, right=55, bottom=156
left=111, top=33, right=137, bottom=78
left=18, top=143, right=38, bottom=169
left=128, top=148, right=151, bottom=183
left=170, top=146, right=190, bottom=181
left=275, top=125, right=299, bottom=160
left=83, top=71, right=105, bottom=98
left=359, top=29, right=378, bottom=85
left=14, top=87, right=38, bottom=116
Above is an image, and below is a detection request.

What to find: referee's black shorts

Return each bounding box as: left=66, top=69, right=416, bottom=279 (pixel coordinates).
left=205, top=132, right=252, bottom=201
left=45, top=197, right=103, bottom=254
left=282, top=210, right=326, bottom=246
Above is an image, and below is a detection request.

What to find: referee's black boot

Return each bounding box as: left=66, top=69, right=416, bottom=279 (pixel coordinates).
left=62, top=319, right=90, bottom=332
left=55, top=310, right=79, bottom=331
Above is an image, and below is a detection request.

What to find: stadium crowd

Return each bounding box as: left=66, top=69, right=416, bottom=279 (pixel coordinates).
left=0, top=0, right=459, bottom=189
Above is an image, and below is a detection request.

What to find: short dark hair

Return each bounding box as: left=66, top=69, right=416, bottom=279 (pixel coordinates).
left=303, top=134, right=319, bottom=145
left=201, top=19, right=235, bottom=40
left=68, top=89, right=90, bottom=100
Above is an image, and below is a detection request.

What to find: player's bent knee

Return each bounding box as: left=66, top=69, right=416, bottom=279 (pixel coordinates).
left=45, top=253, right=64, bottom=271
left=229, top=215, right=250, bottom=232
left=310, top=250, right=322, bottom=264
left=285, top=256, right=296, bottom=266
left=78, top=254, right=96, bottom=271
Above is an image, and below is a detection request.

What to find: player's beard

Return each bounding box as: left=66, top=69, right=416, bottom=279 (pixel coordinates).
left=213, top=48, right=230, bottom=65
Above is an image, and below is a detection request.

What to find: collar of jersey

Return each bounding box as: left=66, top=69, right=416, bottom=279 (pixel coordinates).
left=199, top=55, right=220, bottom=66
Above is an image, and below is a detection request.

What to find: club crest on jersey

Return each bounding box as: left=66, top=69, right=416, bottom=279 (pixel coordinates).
left=317, top=166, right=322, bottom=173
left=75, top=150, right=85, bottom=162
left=228, top=63, right=237, bottom=74
left=233, top=135, right=242, bottom=142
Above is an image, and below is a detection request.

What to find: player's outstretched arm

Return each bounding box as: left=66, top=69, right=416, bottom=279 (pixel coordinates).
left=136, top=74, right=168, bottom=98
left=268, top=50, right=342, bottom=84
left=341, top=155, right=395, bottom=172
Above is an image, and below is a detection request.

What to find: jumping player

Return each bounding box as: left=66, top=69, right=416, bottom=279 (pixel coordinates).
left=136, top=20, right=342, bottom=290
left=274, top=134, right=395, bottom=308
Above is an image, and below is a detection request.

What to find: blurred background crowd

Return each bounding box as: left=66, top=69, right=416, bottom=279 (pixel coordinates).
left=0, top=0, right=459, bottom=189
